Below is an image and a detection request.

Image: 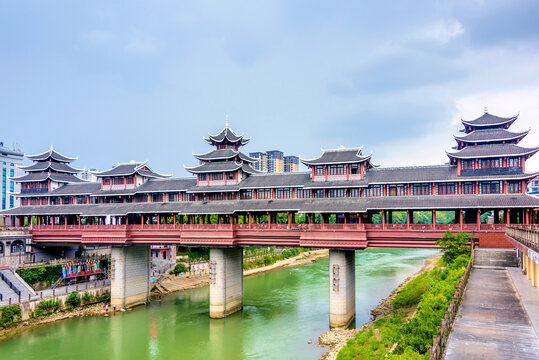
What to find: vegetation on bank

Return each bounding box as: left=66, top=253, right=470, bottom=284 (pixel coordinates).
left=337, top=231, right=472, bottom=359
left=243, top=248, right=307, bottom=270
left=169, top=263, right=188, bottom=275
left=0, top=305, right=22, bottom=329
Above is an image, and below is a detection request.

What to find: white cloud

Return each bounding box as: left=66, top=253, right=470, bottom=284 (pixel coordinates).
left=125, top=36, right=160, bottom=54
left=82, top=30, right=115, bottom=45
left=421, top=20, right=464, bottom=44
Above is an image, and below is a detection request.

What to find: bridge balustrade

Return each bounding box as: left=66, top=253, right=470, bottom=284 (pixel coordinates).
left=506, top=225, right=539, bottom=252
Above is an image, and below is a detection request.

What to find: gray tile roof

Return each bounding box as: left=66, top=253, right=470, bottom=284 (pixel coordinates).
left=26, top=148, right=77, bottom=162
left=203, top=127, right=250, bottom=146
left=11, top=172, right=84, bottom=183
left=193, top=149, right=238, bottom=161
left=301, top=147, right=371, bottom=165
left=461, top=112, right=518, bottom=127
left=454, top=128, right=529, bottom=143
left=447, top=144, right=539, bottom=159
left=3, top=194, right=539, bottom=216
left=185, top=161, right=242, bottom=173
left=19, top=161, right=80, bottom=173
left=94, top=162, right=170, bottom=178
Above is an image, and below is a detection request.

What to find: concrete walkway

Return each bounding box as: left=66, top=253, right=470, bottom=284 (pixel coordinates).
left=445, top=267, right=539, bottom=360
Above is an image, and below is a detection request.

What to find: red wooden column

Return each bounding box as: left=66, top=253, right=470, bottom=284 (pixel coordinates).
left=525, top=208, right=530, bottom=225
left=287, top=212, right=291, bottom=227
left=476, top=209, right=481, bottom=230
left=406, top=210, right=410, bottom=230
left=432, top=210, right=436, bottom=230
left=381, top=210, right=386, bottom=230
left=343, top=213, right=347, bottom=225
left=267, top=212, right=271, bottom=229
left=248, top=212, right=252, bottom=229
left=506, top=209, right=510, bottom=225
left=459, top=209, right=463, bottom=231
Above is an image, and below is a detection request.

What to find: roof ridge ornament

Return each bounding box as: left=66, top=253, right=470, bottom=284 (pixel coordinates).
left=484, top=107, right=488, bottom=113
left=225, top=113, right=229, bottom=128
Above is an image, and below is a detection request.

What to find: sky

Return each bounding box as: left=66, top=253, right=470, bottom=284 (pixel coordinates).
left=1, top=0, right=539, bottom=176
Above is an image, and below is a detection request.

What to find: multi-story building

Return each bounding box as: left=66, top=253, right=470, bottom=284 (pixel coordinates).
left=248, top=152, right=267, bottom=172
left=2, top=111, right=539, bottom=230
left=284, top=156, right=299, bottom=173
left=249, top=151, right=298, bottom=173
left=266, top=150, right=284, bottom=173
left=528, top=176, right=539, bottom=197
left=78, top=168, right=98, bottom=182
left=0, top=142, right=23, bottom=211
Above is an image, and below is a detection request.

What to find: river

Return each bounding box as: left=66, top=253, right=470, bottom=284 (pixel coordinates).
left=0, top=248, right=439, bottom=360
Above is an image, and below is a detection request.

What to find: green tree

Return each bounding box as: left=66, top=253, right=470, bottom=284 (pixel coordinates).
left=66, top=291, right=81, bottom=308
left=435, top=230, right=472, bottom=264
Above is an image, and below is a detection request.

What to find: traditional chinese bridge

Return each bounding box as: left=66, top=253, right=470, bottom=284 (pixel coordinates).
left=2, top=110, right=539, bottom=327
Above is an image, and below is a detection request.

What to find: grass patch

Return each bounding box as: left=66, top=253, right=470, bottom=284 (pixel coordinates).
left=337, top=252, right=470, bottom=359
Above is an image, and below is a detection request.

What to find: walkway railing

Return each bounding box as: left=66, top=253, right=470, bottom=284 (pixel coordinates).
left=506, top=225, right=539, bottom=252
left=32, top=223, right=507, bottom=233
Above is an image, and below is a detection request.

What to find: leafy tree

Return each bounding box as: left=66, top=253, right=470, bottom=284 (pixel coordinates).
left=66, top=291, right=81, bottom=308
left=170, top=263, right=187, bottom=275
left=435, top=230, right=472, bottom=264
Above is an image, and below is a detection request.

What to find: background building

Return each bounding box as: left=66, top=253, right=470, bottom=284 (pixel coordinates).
left=528, top=176, right=539, bottom=197
left=78, top=168, right=99, bottom=182
left=249, top=150, right=298, bottom=173
left=284, top=155, right=299, bottom=173
left=0, top=142, right=23, bottom=211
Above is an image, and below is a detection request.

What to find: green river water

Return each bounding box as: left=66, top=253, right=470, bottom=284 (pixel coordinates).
left=0, top=248, right=439, bottom=360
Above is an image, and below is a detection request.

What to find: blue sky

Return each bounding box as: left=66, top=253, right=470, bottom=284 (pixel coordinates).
left=2, top=0, right=539, bottom=175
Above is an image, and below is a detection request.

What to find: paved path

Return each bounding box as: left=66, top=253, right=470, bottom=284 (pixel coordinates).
left=0, top=279, right=110, bottom=307
left=445, top=267, right=539, bottom=360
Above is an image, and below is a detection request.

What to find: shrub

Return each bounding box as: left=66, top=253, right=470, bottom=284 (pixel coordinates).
left=82, top=292, right=92, bottom=304
left=263, top=255, right=275, bottom=266
left=392, top=272, right=429, bottom=309
left=435, top=231, right=472, bottom=265
left=170, top=263, right=188, bottom=275
left=66, top=291, right=81, bottom=308
left=0, top=305, right=22, bottom=329
left=35, top=299, right=62, bottom=316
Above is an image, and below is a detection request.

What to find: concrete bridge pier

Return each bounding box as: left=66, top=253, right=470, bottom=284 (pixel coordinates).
left=329, top=249, right=356, bottom=328
left=110, top=245, right=151, bottom=308
left=209, top=247, right=243, bottom=318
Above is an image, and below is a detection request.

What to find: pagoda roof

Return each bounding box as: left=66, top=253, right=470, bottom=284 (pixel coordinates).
left=242, top=163, right=260, bottom=175
left=185, top=161, right=243, bottom=174
left=193, top=149, right=257, bottom=163
left=10, top=172, right=85, bottom=183
left=3, top=194, right=539, bottom=217
left=26, top=146, right=77, bottom=162
left=461, top=112, right=518, bottom=129
left=203, top=126, right=250, bottom=146
left=454, top=128, right=529, bottom=144
left=18, top=161, right=82, bottom=173
left=446, top=144, right=539, bottom=159
left=92, top=161, right=171, bottom=178
left=301, top=147, right=374, bottom=166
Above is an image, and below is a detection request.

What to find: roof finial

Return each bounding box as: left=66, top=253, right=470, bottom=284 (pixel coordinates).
left=225, top=113, right=229, bottom=128
left=484, top=106, right=488, bottom=113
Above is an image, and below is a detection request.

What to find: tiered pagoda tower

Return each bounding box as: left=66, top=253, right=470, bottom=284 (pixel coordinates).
left=447, top=111, right=539, bottom=178
left=186, top=119, right=259, bottom=187
left=13, top=146, right=84, bottom=197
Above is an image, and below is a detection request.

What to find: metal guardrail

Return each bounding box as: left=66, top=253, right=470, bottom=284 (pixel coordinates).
left=506, top=225, right=539, bottom=252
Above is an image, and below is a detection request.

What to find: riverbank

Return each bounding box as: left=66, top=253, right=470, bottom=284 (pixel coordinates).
left=156, top=249, right=329, bottom=295
left=0, top=301, right=110, bottom=341
left=318, top=255, right=441, bottom=360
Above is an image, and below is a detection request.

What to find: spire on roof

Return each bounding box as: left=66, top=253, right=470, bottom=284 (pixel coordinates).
left=225, top=113, right=229, bottom=128
left=484, top=107, right=488, bottom=113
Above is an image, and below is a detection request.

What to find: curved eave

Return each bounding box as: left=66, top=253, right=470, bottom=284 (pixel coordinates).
left=461, top=115, right=518, bottom=128
left=241, top=164, right=261, bottom=175
left=446, top=147, right=539, bottom=160
left=300, top=150, right=372, bottom=166
left=192, top=150, right=239, bottom=161
left=26, top=148, right=78, bottom=162
left=453, top=129, right=530, bottom=144
left=184, top=162, right=243, bottom=174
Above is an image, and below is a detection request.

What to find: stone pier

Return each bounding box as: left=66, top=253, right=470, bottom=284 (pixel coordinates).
left=110, top=245, right=151, bottom=308
left=209, top=247, right=243, bottom=318
left=329, top=249, right=356, bottom=328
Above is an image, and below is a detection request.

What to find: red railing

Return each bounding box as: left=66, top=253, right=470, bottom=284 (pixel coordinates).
left=31, top=222, right=507, bottom=233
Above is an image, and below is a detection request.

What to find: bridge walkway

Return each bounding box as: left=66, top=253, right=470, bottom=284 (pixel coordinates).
left=445, top=267, right=539, bottom=360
